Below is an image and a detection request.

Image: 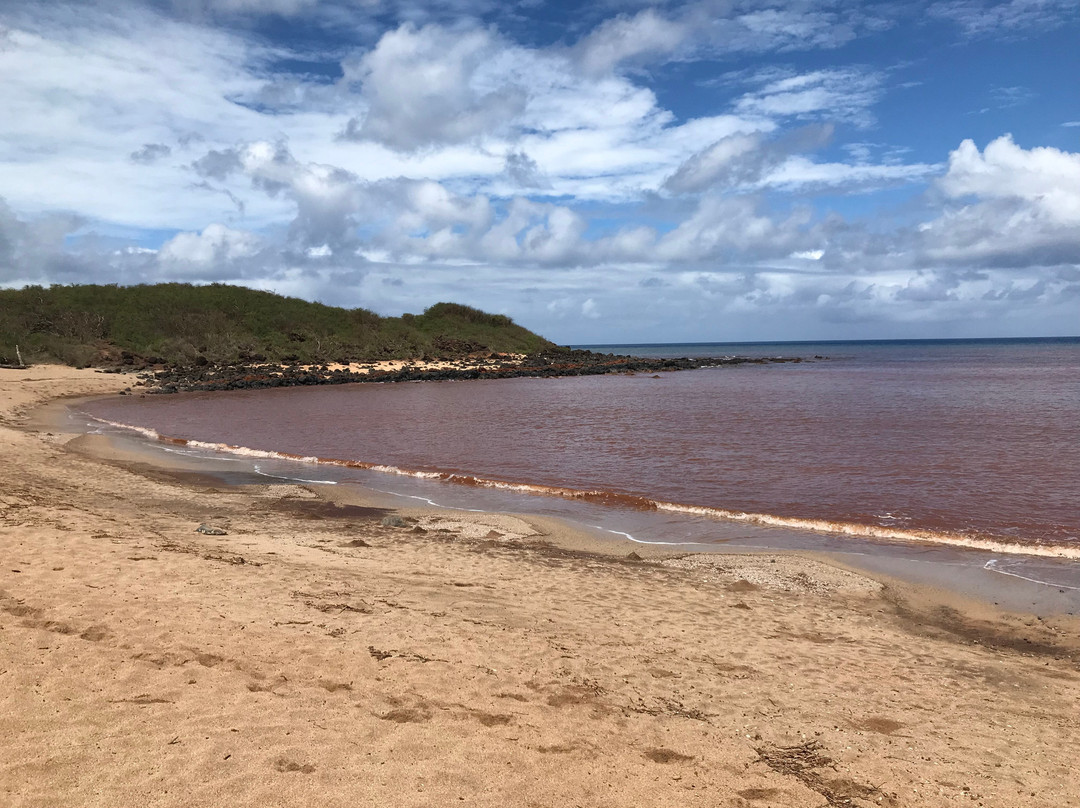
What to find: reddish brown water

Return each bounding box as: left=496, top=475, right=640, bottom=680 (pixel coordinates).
left=81, top=339, right=1080, bottom=558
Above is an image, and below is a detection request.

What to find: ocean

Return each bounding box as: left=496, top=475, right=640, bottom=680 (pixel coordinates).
left=76, top=337, right=1080, bottom=598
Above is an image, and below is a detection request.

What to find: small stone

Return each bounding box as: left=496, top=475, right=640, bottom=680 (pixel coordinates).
left=196, top=524, right=227, bottom=535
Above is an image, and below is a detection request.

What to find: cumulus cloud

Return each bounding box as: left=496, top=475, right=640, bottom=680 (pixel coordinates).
left=158, top=223, right=262, bottom=266
left=656, top=195, right=817, bottom=261
left=192, top=141, right=365, bottom=247
left=938, top=135, right=1080, bottom=220
left=0, top=198, right=88, bottom=285
left=503, top=151, right=551, bottom=189
left=340, top=24, right=526, bottom=151
left=906, top=136, right=1080, bottom=269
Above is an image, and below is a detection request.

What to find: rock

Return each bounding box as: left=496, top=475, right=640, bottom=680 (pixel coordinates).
left=626, top=551, right=643, bottom=561
left=380, top=515, right=406, bottom=528
left=195, top=523, right=228, bottom=535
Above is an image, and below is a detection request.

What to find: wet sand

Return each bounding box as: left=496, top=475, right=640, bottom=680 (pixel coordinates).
left=2, top=366, right=1079, bottom=807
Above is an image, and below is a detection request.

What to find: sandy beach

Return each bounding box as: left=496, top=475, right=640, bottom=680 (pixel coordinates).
left=2, top=367, right=1079, bottom=807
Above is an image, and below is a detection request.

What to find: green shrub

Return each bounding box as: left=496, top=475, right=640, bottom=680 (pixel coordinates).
left=0, top=283, right=556, bottom=366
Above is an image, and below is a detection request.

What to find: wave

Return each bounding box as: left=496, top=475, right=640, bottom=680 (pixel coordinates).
left=81, top=412, right=1080, bottom=560
left=252, top=466, right=340, bottom=485
left=983, top=559, right=1080, bottom=591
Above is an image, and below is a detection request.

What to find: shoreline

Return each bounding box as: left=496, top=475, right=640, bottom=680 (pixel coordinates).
left=71, top=387, right=1080, bottom=616
left=4, top=367, right=1080, bottom=807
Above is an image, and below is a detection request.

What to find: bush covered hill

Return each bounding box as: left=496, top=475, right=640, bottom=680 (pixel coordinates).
left=0, top=283, right=557, bottom=367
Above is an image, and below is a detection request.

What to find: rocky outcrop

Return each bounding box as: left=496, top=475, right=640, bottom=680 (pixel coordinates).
left=129, top=349, right=810, bottom=394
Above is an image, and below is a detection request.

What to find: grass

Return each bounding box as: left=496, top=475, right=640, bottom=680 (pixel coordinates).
left=0, top=283, right=557, bottom=367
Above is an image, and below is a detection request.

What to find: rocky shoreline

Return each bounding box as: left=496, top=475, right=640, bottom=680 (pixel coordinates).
left=112, top=349, right=813, bottom=394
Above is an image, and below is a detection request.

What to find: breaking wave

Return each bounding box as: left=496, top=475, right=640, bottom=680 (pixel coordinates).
left=83, top=413, right=1080, bottom=561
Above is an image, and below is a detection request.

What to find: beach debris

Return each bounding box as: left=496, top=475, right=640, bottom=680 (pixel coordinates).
left=644, top=747, right=695, bottom=764
left=753, top=740, right=892, bottom=807
left=368, top=645, right=447, bottom=664
left=160, top=541, right=258, bottom=566
left=755, top=740, right=834, bottom=777
left=195, top=523, right=227, bottom=535
left=380, top=515, right=406, bottom=528
left=273, top=757, right=315, bottom=774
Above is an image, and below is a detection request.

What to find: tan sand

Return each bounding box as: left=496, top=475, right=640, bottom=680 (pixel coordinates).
left=2, top=366, right=1079, bottom=807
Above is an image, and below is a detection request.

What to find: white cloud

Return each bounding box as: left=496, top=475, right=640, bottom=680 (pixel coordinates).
left=130, top=143, right=172, bottom=164
left=655, top=196, right=816, bottom=261
left=938, top=135, right=1080, bottom=223
left=195, top=0, right=320, bottom=14
left=341, top=24, right=526, bottom=151
left=0, top=198, right=88, bottom=284
left=234, top=141, right=365, bottom=247
left=733, top=68, right=884, bottom=127
left=929, top=0, right=1080, bottom=36
left=663, top=133, right=767, bottom=194
left=0, top=4, right=291, bottom=229
left=570, top=2, right=892, bottom=72
left=574, top=8, right=689, bottom=75
left=763, top=155, right=939, bottom=191
left=159, top=223, right=262, bottom=266
left=659, top=124, right=927, bottom=196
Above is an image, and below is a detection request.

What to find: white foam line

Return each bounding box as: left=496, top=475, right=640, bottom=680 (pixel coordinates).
left=158, top=445, right=245, bottom=461
left=361, top=486, right=489, bottom=513
left=78, top=411, right=1080, bottom=561
left=592, top=526, right=637, bottom=541
left=252, top=467, right=339, bottom=485
left=622, top=534, right=702, bottom=546
left=656, top=502, right=1080, bottom=560
left=983, top=560, right=1080, bottom=591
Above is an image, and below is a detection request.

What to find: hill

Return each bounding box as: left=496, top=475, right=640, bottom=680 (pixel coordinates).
left=0, top=284, right=556, bottom=367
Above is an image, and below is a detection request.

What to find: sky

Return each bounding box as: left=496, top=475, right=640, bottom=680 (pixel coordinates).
left=1, top=0, right=1078, bottom=344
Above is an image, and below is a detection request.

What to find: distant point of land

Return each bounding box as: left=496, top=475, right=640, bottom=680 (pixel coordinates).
left=0, top=283, right=806, bottom=391
left=0, top=283, right=554, bottom=368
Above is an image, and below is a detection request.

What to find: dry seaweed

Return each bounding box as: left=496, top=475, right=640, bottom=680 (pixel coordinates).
left=754, top=740, right=895, bottom=807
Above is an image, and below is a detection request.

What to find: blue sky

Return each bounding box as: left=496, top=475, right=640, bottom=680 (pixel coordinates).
left=1, top=0, right=1078, bottom=343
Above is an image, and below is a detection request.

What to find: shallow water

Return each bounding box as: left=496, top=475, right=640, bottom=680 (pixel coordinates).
left=83, top=338, right=1080, bottom=556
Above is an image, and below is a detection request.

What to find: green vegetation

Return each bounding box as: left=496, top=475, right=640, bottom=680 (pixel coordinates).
left=0, top=284, right=556, bottom=367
